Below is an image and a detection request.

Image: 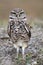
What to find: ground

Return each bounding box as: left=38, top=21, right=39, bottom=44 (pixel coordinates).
left=0, top=24, right=43, bottom=65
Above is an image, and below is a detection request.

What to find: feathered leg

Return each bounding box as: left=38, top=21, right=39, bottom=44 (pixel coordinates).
left=17, top=47, right=19, bottom=58
left=22, top=47, right=25, bottom=59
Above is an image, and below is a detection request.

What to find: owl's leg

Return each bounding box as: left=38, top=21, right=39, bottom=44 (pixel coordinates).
left=16, top=47, right=19, bottom=58
left=22, top=47, right=25, bottom=59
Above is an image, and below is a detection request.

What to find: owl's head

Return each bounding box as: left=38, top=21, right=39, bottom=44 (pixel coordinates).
left=9, top=8, right=27, bottom=22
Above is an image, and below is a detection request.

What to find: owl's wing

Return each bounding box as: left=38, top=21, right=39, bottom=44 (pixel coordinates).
left=7, top=21, right=11, bottom=38
left=22, top=22, right=31, bottom=39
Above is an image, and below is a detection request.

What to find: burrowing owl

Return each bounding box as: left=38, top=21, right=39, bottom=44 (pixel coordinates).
left=7, top=8, right=31, bottom=59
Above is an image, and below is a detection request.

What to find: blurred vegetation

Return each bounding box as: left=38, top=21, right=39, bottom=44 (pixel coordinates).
left=0, top=0, right=43, bottom=19
left=0, top=0, right=43, bottom=27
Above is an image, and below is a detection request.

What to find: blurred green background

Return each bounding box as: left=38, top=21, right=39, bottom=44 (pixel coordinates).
left=0, top=0, right=43, bottom=28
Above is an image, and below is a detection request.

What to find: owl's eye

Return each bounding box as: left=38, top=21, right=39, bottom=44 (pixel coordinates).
left=11, top=11, right=17, bottom=17
left=20, top=12, right=24, bottom=14
left=19, top=12, right=24, bottom=17
left=11, top=12, right=16, bottom=15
